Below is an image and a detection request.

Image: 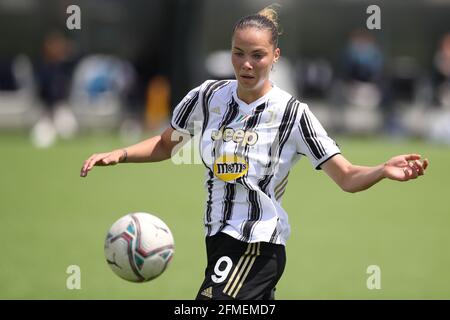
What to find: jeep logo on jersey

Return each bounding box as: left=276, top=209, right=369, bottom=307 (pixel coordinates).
left=211, top=127, right=258, bottom=146
left=213, top=154, right=248, bottom=182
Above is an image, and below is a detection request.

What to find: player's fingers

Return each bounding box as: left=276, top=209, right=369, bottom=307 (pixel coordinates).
left=94, top=151, right=121, bottom=167
left=414, top=160, right=424, bottom=176
left=87, top=154, right=107, bottom=170
left=407, top=163, right=419, bottom=179
left=81, top=154, right=97, bottom=176
left=85, top=157, right=98, bottom=171
left=404, top=154, right=421, bottom=161
left=81, top=152, right=119, bottom=177
left=82, top=154, right=96, bottom=170
left=102, top=152, right=121, bottom=166
left=408, top=161, right=421, bottom=177
left=101, top=156, right=117, bottom=166
left=101, top=157, right=110, bottom=165
left=80, top=165, right=87, bottom=177
left=423, top=158, right=429, bottom=170
left=402, top=167, right=410, bottom=180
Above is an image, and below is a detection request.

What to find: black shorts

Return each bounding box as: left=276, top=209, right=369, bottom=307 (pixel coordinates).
left=195, top=232, right=286, bottom=300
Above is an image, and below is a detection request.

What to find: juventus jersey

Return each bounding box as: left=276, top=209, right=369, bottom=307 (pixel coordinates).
left=171, top=80, right=340, bottom=245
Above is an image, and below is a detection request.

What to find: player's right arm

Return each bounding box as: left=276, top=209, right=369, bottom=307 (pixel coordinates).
left=81, top=81, right=206, bottom=178
left=80, top=127, right=187, bottom=177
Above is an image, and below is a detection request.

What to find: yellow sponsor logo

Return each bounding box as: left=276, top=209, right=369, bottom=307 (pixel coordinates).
left=213, top=154, right=249, bottom=182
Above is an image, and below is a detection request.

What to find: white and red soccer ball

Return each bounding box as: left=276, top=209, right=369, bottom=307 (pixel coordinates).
left=104, top=212, right=175, bottom=282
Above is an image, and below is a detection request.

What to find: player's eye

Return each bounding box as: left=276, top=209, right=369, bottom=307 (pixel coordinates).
left=253, top=53, right=264, bottom=60
left=233, top=52, right=244, bottom=57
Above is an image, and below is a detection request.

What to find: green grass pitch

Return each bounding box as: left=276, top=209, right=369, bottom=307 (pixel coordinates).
left=0, top=132, right=449, bottom=299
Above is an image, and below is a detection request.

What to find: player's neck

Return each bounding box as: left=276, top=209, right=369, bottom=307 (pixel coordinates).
left=237, top=82, right=273, bottom=105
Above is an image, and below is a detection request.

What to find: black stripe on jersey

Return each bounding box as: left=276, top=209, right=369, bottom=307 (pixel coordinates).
left=202, top=80, right=230, bottom=135
left=255, top=98, right=298, bottom=243
left=201, top=81, right=218, bottom=134
left=279, top=100, right=300, bottom=155
left=245, top=102, right=267, bottom=130
left=234, top=101, right=267, bottom=158
left=304, top=110, right=326, bottom=156
left=214, top=97, right=240, bottom=232
left=205, top=170, right=214, bottom=236
left=212, top=96, right=239, bottom=159
left=241, top=189, right=261, bottom=242
left=315, top=152, right=341, bottom=170
left=299, top=110, right=326, bottom=160
left=174, top=90, right=200, bottom=129
left=269, top=218, right=280, bottom=243
left=218, top=182, right=236, bottom=233
left=236, top=102, right=267, bottom=243
left=201, top=80, right=230, bottom=236
left=221, top=96, right=240, bottom=127
left=258, top=97, right=298, bottom=195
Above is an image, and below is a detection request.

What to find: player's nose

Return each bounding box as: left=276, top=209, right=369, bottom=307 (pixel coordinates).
left=242, top=60, right=253, bottom=70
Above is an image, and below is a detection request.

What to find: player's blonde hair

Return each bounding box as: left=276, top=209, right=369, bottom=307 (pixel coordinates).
left=233, top=4, right=282, bottom=48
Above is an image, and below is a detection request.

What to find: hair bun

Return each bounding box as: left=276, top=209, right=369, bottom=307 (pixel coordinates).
left=257, top=4, right=281, bottom=35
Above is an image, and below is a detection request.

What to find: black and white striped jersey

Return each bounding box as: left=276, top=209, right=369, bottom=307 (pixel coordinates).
left=171, top=80, right=340, bottom=245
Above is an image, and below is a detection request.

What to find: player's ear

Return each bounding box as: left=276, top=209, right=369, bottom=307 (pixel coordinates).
left=273, top=48, right=280, bottom=63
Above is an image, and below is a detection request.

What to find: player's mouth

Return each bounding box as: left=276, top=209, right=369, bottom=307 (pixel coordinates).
left=240, top=75, right=255, bottom=80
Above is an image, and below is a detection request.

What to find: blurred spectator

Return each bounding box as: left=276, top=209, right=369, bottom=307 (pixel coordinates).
left=426, top=33, right=450, bottom=145
left=388, top=56, right=422, bottom=104
left=36, top=31, right=77, bottom=109
left=31, top=31, right=79, bottom=148
left=432, top=32, right=450, bottom=108
left=331, top=29, right=385, bottom=135
left=144, top=75, right=170, bottom=132
left=295, top=58, right=333, bottom=100
left=0, top=57, right=18, bottom=91
left=334, top=29, right=385, bottom=111
left=69, top=54, right=138, bottom=140
left=70, top=54, right=135, bottom=105
left=341, top=29, right=383, bottom=84
left=0, top=54, right=38, bottom=129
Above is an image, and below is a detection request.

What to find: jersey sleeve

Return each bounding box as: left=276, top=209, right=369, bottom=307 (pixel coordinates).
left=296, top=104, right=341, bottom=170
left=171, top=83, right=203, bottom=136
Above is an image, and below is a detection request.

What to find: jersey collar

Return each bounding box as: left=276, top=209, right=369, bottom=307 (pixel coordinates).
left=232, top=81, right=276, bottom=111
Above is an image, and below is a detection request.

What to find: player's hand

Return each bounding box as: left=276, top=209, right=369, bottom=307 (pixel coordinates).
left=382, top=154, right=429, bottom=182
left=80, top=149, right=126, bottom=177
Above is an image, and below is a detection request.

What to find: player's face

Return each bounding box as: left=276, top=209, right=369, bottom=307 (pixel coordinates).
left=231, top=27, right=280, bottom=97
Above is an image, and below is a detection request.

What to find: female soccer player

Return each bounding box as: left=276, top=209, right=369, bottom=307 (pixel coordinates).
left=80, top=6, right=429, bottom=300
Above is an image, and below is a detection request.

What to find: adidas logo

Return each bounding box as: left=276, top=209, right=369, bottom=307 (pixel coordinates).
left=211, top=107, right=221, bottom=115
left=200, top=286, right=213, bottom=299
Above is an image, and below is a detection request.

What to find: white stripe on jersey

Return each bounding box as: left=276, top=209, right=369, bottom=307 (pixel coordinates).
left=171, top=80, right=340, bottom=245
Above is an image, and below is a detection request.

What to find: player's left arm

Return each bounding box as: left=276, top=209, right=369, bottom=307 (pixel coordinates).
left=321, top=154, right=429, bottom=193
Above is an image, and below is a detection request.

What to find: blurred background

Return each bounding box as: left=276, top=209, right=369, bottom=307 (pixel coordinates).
left=0, top=0, right=449, bottom=299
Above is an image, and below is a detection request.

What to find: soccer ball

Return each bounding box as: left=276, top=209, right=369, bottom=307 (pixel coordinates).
left=104, top=212, right=175, bottom=282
